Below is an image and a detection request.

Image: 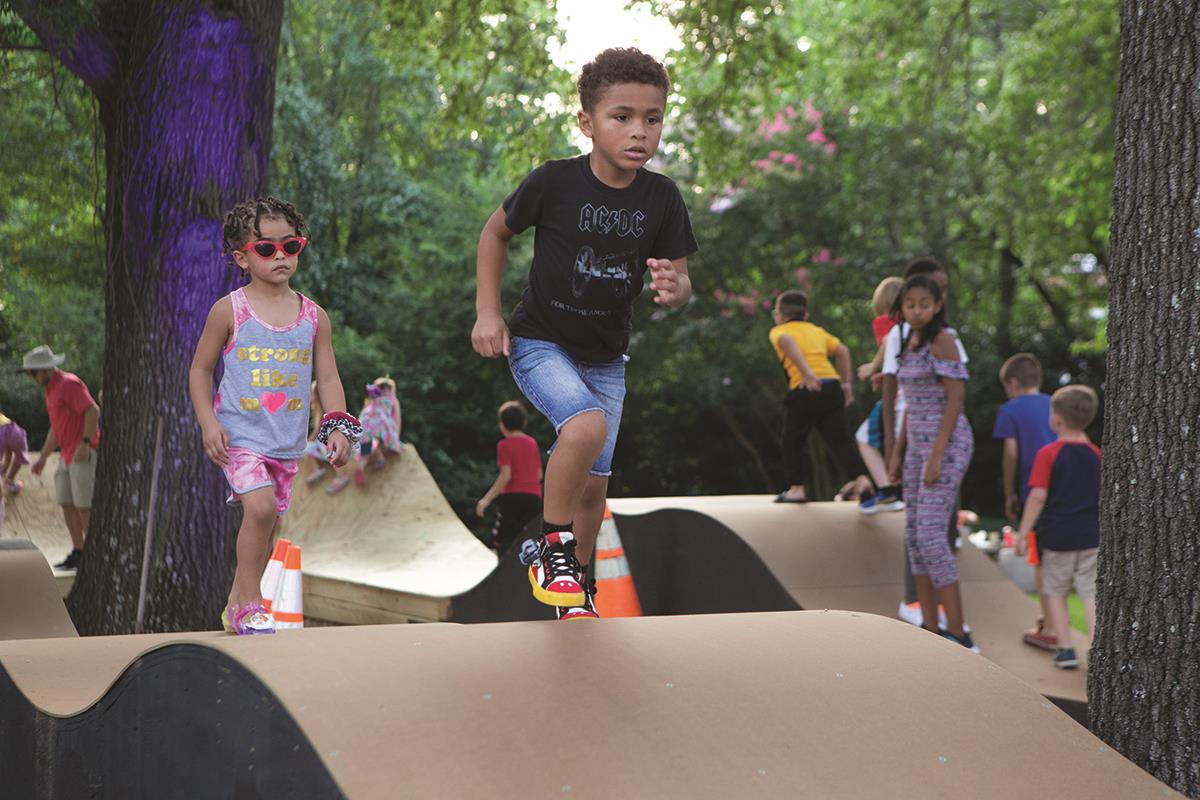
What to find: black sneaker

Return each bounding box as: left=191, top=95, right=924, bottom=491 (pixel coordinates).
left=520, top=533, right=585, bottom=607
left=54, top=549, right=82, bottom=572
left=875, top=485, right=905, bottom=513
left=1053, top=647, right=1079, bottom=669
left=944, top=630, right=981, bottom=653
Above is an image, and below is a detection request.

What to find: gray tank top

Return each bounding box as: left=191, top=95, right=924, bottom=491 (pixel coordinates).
left=215, top=288, right=319, bottom=459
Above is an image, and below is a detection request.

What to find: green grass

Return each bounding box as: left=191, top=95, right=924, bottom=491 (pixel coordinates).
left=1028, top=592, right=1089, bottom=634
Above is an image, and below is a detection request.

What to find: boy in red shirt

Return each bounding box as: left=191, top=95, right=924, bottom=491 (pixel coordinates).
left=1016, top=385, right=1101, bottom=669
left=476, top=401, right=543, bottom=557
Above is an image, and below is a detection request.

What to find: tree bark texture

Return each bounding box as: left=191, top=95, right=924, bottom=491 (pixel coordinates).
left=1092, top=2, right=1200, bottom=796
left=16, top=1, right=285, bottom=633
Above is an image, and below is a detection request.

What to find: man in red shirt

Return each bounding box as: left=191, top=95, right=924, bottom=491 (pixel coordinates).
left=24, top=345, right=100, bottom=572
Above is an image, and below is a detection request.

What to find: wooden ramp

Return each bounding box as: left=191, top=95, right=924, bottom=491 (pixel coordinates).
left=281, top=444, right=500, bottom=623
left=608, top=496, right=1090, bottom=712
left=0, top=540, right=77, bottom=640
left=0, top=612, right=1175, bottom=799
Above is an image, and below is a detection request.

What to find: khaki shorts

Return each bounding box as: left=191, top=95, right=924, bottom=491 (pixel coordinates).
left=54, top=457, right=96, bottom=510
left=1041, top=548, right=1098, bottom=599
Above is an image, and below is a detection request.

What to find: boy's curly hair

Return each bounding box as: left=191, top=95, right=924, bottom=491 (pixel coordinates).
left=578, top=47, right=670, bottom=111
left=222, top=196, right=307, bottom=254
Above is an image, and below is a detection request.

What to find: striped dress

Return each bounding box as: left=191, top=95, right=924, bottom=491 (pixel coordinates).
left=897, top=341, right=973, bottom=589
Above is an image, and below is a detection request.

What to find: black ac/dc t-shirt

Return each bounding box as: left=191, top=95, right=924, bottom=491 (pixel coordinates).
left=503, top=155, right=698, bottom=363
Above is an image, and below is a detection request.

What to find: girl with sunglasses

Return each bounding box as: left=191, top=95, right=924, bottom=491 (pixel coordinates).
left=189, top=196, right=361, bottom=635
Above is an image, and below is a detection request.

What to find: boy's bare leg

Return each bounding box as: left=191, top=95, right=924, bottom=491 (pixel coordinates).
left=857, top=442, right=890, bottom=488
left=227, top=487, right=278, bottom=610
left=1034, top=564, right=1051, bottom=625
left=573, top=475, right=609, bottom=566
left=542, top=411, right=606, bottom=527
left=1045, top=594, right=1073, bottom=649
left=1082, top=597, right=1096, bottom=639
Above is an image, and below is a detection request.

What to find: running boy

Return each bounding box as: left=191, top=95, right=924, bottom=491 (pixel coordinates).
left=471, top=48, right=697, bottom=620
left=769, top=290, right=874, bottom=504
left=1015, top=385, right=1101, bottom=669
left=476, top=401, right=543, bottom=557
left=993, top=353, right=1056, bottom=649
left=190, top=197, right=360, bottom=635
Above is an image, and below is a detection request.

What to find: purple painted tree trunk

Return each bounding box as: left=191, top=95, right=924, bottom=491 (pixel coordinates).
left=16, top=2, right=284, bottom=632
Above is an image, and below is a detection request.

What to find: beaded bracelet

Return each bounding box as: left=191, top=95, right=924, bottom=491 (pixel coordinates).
left=316, top=411, right=363, bottom=450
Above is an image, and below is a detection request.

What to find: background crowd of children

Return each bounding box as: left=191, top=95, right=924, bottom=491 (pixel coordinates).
left=768, top=256, right=1101, bottom=666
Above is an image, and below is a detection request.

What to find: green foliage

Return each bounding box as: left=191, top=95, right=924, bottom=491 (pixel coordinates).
left=0, top=0, right=1118, bottom=518
left=0, top=44, right=104, bottom=446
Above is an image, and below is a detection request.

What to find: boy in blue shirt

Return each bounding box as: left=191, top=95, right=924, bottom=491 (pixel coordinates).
left=993, top=353, right=1056, bottom=649
left=471, top=48, right=697, bottom=620
left=1016, top=385, right=1101, bottom=669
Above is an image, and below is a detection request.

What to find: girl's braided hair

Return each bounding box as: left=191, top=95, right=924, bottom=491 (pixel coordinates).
left=222, top=196, right=308, bottom=258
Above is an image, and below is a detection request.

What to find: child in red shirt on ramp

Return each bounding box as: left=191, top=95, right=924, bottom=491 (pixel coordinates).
left=1016, top=385, right=1101, bottom=670
left=475, top=401, right=543, bottom=557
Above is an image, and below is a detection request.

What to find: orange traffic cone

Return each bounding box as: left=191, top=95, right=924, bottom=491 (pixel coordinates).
left=260, top=537, right=293, bottom=612
left=592, top=505, right=641, bottom=618
left=273, top=544, right=304, bottom=629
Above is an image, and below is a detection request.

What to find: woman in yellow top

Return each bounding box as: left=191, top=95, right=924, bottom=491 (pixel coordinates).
left=769, top=290, right=875, bottom=504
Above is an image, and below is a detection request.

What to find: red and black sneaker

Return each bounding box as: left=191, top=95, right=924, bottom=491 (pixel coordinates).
left=558, top=567, right=599, bottom=621
left=522, top=532, right=585, bottom=607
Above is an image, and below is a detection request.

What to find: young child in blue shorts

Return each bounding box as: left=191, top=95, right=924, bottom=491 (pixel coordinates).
left=471, top=48, right=697, bottom=619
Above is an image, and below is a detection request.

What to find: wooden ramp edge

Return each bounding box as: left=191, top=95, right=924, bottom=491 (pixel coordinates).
left=0, top=540, right=77, bottom=640
left=608, top=496, right=1090, bottom=709
left=0, top=613, right=1176, bottom=799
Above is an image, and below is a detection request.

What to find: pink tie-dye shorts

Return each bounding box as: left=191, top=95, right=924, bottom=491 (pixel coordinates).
left=222, top=447, right=299, bottom=514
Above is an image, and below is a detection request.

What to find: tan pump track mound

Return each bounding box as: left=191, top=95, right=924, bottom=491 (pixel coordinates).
left=0, top=612, right=1177, bottom=799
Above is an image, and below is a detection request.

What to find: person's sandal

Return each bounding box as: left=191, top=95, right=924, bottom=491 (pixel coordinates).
left=222, top=602, right=275, bottom=635
left=326, top=476, right=350, bottom=495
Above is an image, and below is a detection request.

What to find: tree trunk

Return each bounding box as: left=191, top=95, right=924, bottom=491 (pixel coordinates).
left=996, top=246, right=1021, bottom=358
left=17, top=2, right=284, bottom=633
left=1091, top=2, right=1200, bottom=795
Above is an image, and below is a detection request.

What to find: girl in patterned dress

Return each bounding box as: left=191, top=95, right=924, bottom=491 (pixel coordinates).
left=886, top=275, right=977, bottom=652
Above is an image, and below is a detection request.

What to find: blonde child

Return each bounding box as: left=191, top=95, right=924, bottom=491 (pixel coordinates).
left=326, top=377, right=402, bottom=494
left=1015, top=385, right=1101, bottom=669
left=853, top=277, right=905, bottom=513
left=189, top=197, right=360, bottom=635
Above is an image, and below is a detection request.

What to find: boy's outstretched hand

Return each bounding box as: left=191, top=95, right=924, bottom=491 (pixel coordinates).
left=648, top=258, right=687, bottom=307
left=472, top=310, right=511, bottom=358
left=327, top=431, right=352, bottom=467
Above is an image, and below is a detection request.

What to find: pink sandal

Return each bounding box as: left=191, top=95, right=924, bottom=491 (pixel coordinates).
left=221, top=602, right=275, bottom=635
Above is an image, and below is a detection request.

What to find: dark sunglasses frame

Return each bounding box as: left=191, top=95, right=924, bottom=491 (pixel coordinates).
left=239, top=237, right=308, bottom=258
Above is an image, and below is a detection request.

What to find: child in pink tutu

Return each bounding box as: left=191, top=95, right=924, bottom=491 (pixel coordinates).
left=326, top=377, right=402, bottom=494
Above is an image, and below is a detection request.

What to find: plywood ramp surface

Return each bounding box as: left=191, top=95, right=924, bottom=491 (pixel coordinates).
left=609, top=496, right=1089, bottom=707
left=0, top=613, right=1174, bottom=799
left=0, top=541, right=77, bottom=640
left=1, top=453, right=75, bottom=570
left=281, top=444, right=496, bottom=617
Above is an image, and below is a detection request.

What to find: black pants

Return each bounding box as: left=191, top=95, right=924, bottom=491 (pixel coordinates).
left=490, top=493, right=542, bottom=557
left=782, top=381, right=870, bottom=488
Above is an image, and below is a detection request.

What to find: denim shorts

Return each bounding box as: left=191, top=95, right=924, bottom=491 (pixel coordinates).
left=508, top=336, right=627, bottom=477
